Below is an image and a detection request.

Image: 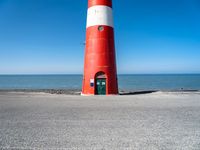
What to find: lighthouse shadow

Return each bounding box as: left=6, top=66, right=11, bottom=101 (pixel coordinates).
left=119, top=90, right=158, bottom=95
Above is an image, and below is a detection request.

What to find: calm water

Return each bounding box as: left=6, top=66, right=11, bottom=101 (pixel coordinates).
left=0, top=74, right=200, bottom=91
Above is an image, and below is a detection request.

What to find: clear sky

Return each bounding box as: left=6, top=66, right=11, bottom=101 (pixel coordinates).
left=0, top=0, right=200, bottom=74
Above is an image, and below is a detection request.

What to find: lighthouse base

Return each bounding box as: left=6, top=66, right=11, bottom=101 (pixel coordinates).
left=81, top=92, right=119, bottom=96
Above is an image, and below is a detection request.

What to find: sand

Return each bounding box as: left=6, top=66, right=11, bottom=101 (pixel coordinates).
left=0, top=91, right=200, bottom=149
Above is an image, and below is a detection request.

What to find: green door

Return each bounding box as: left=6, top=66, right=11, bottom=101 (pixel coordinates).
left=96, top=78, right=106, bottom=95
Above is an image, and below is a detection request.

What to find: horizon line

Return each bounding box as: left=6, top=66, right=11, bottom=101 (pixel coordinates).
left=0, top=73, right=200, bottom=75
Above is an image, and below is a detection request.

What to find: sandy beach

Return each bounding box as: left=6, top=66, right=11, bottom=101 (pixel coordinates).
left=0, top=91, right=200, bottom=149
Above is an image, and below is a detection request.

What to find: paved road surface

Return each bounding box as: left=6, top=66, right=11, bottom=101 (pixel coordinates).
left=0, top=92, right=200, bottom=149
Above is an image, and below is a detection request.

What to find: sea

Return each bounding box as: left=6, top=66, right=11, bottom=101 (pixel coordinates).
left=0, top=74, right=200, bottom=91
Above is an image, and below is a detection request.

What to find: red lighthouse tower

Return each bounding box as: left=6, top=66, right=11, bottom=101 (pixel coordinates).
left=82, top=0, right=118, bottom=95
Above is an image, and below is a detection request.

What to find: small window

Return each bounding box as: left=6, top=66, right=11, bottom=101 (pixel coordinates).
left=98, top=26, right=104, bottom=31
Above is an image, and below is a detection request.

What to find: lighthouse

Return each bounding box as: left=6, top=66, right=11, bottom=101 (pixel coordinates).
left=82, top=0, right=118, bottom=95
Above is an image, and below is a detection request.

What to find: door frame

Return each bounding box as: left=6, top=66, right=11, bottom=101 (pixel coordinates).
left=95, top=71, right=107, bottom=95
left=95, top=78, right=106, bottom=95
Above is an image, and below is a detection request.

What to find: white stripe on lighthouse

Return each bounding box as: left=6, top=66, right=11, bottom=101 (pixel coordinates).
left=86, top=6, right=113, bottom=28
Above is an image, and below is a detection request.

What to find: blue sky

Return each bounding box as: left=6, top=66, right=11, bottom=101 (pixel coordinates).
left=0, top=0, right=200, bottom=74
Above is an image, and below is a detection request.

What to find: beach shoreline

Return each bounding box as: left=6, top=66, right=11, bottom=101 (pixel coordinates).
left=0, top=89, right=199, bottom=96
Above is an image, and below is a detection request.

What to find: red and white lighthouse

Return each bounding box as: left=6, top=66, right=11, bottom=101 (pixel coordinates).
left=82, top=0, right=118, bottom=95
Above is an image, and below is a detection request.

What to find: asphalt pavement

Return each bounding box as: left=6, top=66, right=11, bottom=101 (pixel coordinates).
left=0, top=92, right=200, bottom=149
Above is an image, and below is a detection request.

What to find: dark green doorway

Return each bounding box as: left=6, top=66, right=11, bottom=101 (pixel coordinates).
left=95, top=78, right=106, bottom=95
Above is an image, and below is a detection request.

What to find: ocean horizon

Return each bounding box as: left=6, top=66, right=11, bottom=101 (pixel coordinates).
left=0, top=74, right=200, bottom=91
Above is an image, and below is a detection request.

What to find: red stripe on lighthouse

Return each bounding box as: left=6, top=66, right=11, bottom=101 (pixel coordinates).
left=88, top=0, right=112, bottom=8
